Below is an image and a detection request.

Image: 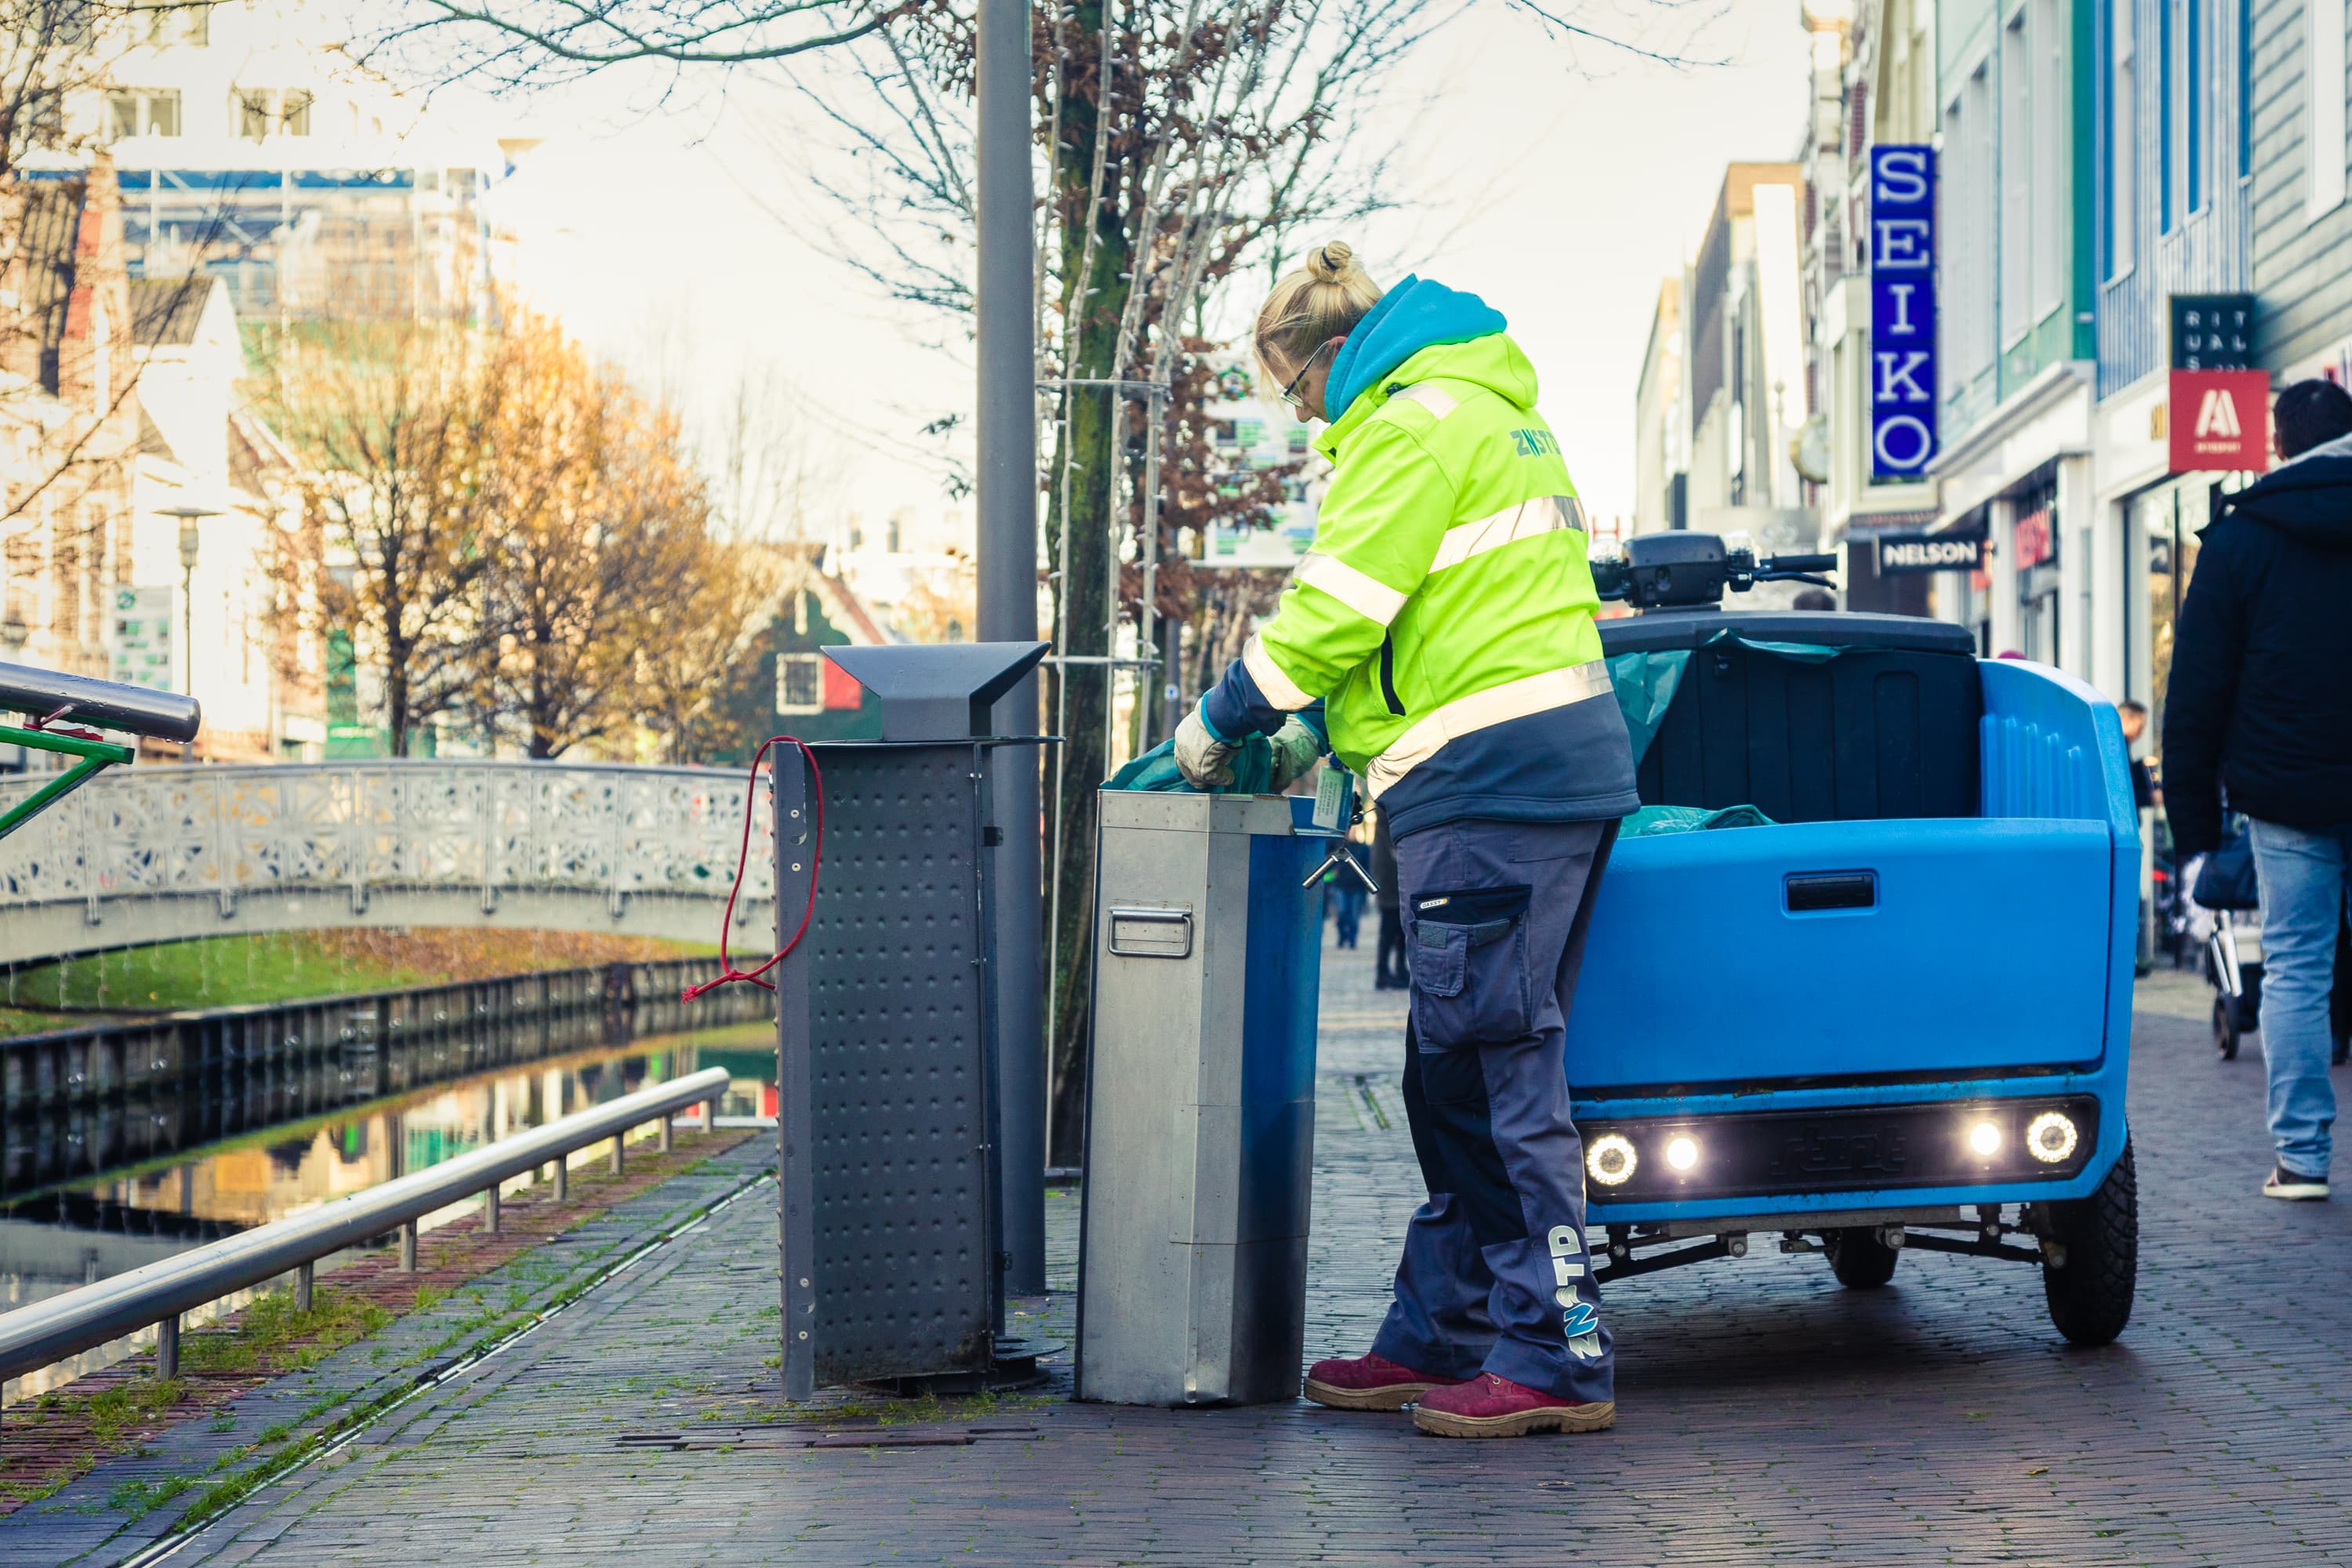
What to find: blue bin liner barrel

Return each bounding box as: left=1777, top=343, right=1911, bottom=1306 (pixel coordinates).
left=1076, top=792, right=1327, bottom=1405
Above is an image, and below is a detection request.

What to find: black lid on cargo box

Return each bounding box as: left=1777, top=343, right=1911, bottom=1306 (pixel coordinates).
left=1598, top=611, right=1978, bottom=658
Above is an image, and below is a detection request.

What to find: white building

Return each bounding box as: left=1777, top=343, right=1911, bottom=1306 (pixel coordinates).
left=1635, top=163, right=1817, bottom=579
left=82, top=0, right=515, bottom=321
left=125, top=274, right=308, bottom=758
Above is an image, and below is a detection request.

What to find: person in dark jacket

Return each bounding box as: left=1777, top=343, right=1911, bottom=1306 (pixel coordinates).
left=2162, top=377, right=2352, bottom=1201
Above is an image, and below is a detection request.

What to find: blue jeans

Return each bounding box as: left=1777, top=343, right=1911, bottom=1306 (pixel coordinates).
left=2249, top=818, right=2351, bottom=1179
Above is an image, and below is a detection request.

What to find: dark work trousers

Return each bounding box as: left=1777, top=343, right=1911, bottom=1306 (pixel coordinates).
left=1368, top=816, right=1618, bottom=1403
left=1375, top=906, right=1408, bottom=985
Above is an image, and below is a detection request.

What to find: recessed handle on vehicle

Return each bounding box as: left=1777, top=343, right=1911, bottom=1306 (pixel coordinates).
left=1109, top=906, right=1193, bottom=958
left=1785, top=871, right=1877, bottom=913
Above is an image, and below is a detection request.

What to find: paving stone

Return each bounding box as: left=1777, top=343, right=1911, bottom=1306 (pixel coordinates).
left=14, top=950, right=2351, bottom=1566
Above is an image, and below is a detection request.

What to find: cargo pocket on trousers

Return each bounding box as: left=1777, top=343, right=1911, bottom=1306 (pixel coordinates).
left=1410, top=884, right=1534, bottom=1050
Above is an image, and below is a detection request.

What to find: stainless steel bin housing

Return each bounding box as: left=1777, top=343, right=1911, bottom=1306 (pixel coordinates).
left=1076, top=790, right=1327, bottom=1406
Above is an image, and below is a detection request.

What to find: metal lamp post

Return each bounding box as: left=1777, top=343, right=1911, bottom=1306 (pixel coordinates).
left=160, top=504, right=220, bottom=761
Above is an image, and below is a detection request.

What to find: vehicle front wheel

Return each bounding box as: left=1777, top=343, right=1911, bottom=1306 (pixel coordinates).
left=2040, top=1138, right=2138, bottom=1346
left=1823, top=1227, right=1900, bottom=1288
left=2213, top=997, right=2241, bottom=1059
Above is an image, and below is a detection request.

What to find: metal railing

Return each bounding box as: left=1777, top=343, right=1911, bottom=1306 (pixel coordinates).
left=0, top=759, right=776, bottom=962
left=0, top=1065, right=733, bottom=1391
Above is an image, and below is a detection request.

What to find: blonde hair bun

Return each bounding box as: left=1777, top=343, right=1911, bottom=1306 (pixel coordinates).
left=1254, top=242, right=1383, bottom=386
left=1306, top=241, right=1356, bottom=282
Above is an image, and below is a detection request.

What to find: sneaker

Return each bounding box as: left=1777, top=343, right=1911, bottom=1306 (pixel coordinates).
left=1412, top=1373, right=1616, bottom=1438
left=2263, top=1165, right=2329, bottom=1201
left=1302, top=1351, right=1468, bottom=1411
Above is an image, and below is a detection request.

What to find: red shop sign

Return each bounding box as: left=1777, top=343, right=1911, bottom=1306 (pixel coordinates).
left=2169, top=368, right=2271, bottom=473
left=2013, top=504, right=2053, bottom=568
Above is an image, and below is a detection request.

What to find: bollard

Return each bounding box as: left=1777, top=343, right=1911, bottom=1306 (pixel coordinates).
left=659, top=1114, right=672, bottom=1154
left=295, top=1260, right=314, bottom=1314
left=551, top=1155, right=568, bottom=1203
left=156, top=1314, right=180, bottom=1380
left=610, top=1133, right=625, bottom=1176
left=485, top=1185, right=500, bottom=1234
left=399, top=1220, right=418, bottom=1272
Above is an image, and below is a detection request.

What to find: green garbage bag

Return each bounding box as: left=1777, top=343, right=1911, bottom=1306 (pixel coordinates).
left=1106, top=733, right=1280, bottom=794
left=1621, top=803, right=1776, bottom=837
left=1606, top=649, right=1692, bottom=764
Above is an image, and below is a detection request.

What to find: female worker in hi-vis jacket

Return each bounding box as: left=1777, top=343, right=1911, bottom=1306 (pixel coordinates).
left=1174, top=241, right=1637, bottom=1439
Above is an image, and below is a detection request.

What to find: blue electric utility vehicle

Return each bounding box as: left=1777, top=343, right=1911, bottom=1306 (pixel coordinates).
left=1567, top=533, right=2139, bottom=1345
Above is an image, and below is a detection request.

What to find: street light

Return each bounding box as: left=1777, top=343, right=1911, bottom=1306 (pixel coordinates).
left=159, top=504, right=220, bottom=760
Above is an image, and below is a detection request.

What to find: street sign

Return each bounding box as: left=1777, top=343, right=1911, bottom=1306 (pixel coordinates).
left=2169, top=368, right=2270, bottom=472
left=1875, top=527, right=1984, bottom=574
left=2169, top=294, right=2255, bottom=369
left=108, top=586, right=174, bottom=693
left=1868, top=145, right=1937, bottom=478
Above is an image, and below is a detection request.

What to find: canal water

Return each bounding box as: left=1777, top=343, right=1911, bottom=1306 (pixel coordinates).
left=0, top=1022, right=779, bottom=1403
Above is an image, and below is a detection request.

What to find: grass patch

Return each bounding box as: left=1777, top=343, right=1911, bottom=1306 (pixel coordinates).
left=181, top=1288, right=390, bottom=1377
left=105, top=1474, right=194, bottom=1518
left=0, top=928, right=715, bottom=1026
left=48, top=1377, right=191, bottom=1445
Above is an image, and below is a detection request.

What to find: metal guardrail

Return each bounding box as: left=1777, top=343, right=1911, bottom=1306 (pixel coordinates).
left=0, top=1065, right=732, bottom=1392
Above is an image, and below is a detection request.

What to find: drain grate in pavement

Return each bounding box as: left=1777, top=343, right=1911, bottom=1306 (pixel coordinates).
left=615, top=1425, right=1038, bottom=1451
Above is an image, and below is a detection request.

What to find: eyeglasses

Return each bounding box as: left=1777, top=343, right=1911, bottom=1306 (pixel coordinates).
left=1279, top=338, right=1338, bottom=408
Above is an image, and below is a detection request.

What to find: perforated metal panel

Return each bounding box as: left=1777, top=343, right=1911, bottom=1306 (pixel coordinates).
left=777, top=743, right=1004, bottom=1395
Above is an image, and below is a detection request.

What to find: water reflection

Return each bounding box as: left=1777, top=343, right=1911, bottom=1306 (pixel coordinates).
left=0, top=1025, right=777, bottom=1401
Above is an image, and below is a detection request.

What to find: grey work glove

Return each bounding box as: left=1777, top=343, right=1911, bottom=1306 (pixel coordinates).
left=1266, top=714, right=1326, bottom=791
left=1173, top=703, right=1240, bottom=789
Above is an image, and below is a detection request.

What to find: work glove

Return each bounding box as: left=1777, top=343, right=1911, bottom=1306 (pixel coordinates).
left=1173, top=702, right=1240, bottom=789
left=1266, top=714, right=1326, bottom=791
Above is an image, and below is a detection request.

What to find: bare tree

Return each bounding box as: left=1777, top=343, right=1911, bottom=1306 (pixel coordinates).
left=711, top=362, right=840, bottom=541
left=261, top=319, right=495, bottom=756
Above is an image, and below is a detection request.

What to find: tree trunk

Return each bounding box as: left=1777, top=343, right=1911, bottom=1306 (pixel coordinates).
left=1044, top=2, right=1133, bottom=1167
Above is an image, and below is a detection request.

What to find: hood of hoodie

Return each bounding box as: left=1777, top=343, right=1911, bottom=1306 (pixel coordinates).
left=2219, top=430, right=2352, bottom=553
left=1323, top=276, right=1516, bottom=426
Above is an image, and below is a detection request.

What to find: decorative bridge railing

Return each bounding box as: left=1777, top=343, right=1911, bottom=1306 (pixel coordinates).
left=0, top=761, right=777, bottom=964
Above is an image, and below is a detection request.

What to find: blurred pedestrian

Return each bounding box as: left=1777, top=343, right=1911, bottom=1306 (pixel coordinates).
left=2116, top=700, right=2156, bottom=811
left=1372, top=811, right=1406, bottom=988
left=2163, top=376, right=2352, bottom=1202
left=1790, top=587, right=1836, bottom=611
left=1334, top=843, right=1366, bottom=948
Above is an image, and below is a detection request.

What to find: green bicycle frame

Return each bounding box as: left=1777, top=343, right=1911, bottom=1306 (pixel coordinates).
left=0, top=723, right=136, bottom=841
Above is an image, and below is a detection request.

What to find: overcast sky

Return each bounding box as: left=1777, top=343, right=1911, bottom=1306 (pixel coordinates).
left=467, top=3, right=1812, bottom=534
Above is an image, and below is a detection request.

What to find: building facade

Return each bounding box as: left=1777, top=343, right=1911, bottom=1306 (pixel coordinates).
left=1771, top=0, right=2350, bottom=747
left=75, top=0, right=513, bottom=322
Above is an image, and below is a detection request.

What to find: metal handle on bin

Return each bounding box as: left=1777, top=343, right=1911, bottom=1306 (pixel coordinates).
left=1109, top=907, right=1193, bottom=958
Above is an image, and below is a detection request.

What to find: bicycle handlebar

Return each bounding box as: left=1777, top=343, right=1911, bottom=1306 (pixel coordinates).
left=0, top=662, right=201, bottom=742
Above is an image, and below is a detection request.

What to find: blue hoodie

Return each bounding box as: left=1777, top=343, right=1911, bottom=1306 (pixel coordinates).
left=1322, top=275, right=1508, bottom=425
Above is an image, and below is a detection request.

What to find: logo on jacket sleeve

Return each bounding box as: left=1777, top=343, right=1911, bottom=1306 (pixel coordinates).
left=1548, top=1224, right=1604, bottom=1361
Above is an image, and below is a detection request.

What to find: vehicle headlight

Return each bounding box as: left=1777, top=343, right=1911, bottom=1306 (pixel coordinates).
left=2025, top=1111, right=2078, bottom=1163
left=1967, top=1118, right=2003, bottom=1157
left=1587, top=1134, right=1637, bottom=1186
left=1664, top=1134, right=1700, bottom=1172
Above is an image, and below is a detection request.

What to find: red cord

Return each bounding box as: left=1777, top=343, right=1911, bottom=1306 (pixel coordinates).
left=681, top=735, right=823, bottom=1002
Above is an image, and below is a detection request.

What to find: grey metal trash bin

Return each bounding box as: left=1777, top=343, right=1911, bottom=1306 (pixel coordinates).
left=1076, top=790, right=1327, bottom=1406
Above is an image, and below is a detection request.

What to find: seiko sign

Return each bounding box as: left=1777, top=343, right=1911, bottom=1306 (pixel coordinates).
left=1876, top=531, right=1981, bottom=574
left=1869, top=146, right=1938, bottom=478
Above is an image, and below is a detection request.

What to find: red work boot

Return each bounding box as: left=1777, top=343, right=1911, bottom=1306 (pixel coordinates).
left=1302, top=1351, right=1468, bottom=1411
left=1412, top=1372, right=1616, bottom=1437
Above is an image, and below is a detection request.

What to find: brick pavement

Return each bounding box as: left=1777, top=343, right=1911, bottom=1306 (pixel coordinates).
left=19, top=942, right=2352, bottom=1566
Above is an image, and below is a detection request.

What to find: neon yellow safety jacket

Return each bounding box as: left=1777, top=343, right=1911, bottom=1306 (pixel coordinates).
left=1201, top=276, right=1637, bottom=837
